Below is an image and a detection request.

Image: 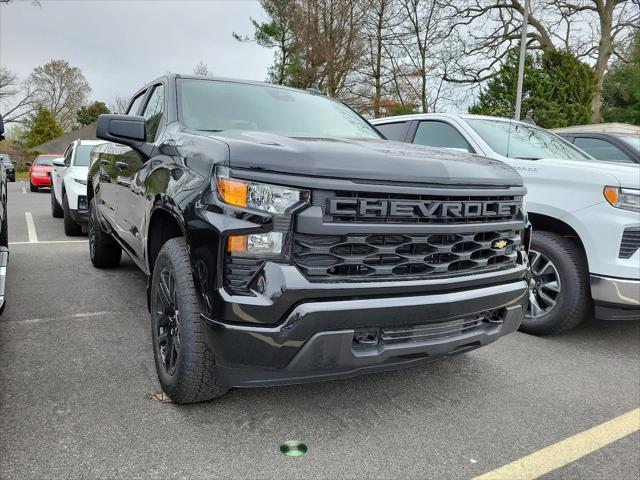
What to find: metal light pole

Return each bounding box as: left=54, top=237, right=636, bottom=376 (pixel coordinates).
left=514, top=0, right=529, bottom=121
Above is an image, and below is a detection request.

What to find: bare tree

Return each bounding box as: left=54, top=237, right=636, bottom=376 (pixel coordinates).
left=289, top=0, right=368, bottom=97
left=109, top=95, right=131, bottom=115
left=27, top=59, right=91, bottom=131
left=193, top=61, right=211, bottom=76
left=445, top=0, right=639, bottom=122
left=0, top=67, right=40, bottom=125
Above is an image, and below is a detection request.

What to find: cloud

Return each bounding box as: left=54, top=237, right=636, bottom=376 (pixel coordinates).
left=0, top=0, right=274, bottom=104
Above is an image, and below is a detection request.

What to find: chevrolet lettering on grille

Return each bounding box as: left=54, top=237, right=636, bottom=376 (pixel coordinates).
left=327, top=199, right=519, bottom=219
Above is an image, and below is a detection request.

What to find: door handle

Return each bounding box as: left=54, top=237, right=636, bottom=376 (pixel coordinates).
left=115, top=161, right=128, bottom=170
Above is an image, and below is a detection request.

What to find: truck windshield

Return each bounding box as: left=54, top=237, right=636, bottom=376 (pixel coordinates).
left=467, top=119, right=592, bottom=161
left=178, top=79, right=381, bottom=140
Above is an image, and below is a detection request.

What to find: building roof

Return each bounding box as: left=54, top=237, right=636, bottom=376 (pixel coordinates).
left=33, top=121, right=98, bottom=154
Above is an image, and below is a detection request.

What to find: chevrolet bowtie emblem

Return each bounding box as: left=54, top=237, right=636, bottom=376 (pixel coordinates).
left=493, top=240, right=508, bottom=249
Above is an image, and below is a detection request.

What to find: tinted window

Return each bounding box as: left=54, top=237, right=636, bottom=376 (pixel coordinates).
left=467, top=119, right=589, bottom=160
left=63, top=145, right=73, bottom=166
left=73, top=145, right=95, bottom=166
left=179, top=79, right=381, bottom=139
left=573, top=137, right=632, bottom=163
left=127, top=92, right=147, bottom=116
left=615, top=135, right=640, bottom=154
left=376, top=122, right=408, bottom=141
left=34, top=155, right=61, bottom=166
left=142, top=85, right=165, bottom=142
left=413, top=121, right=471, bottom=152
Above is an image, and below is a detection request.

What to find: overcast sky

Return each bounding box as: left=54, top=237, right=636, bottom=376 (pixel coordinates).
left=0, top=0, right=274, bottom=106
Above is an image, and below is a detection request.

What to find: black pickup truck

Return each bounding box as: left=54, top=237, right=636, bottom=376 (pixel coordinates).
left=90, top=75, right=530, bottom=404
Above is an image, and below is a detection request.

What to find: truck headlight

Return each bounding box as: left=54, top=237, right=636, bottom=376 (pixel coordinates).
left=604, top=186, right=640, bottom=212
left=216, top=168, right=308, bottom=214
left=227, top=232, right=284, bottom=255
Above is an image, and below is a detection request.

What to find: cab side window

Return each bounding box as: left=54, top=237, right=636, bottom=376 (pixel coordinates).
left=413, top=121, right=472, bottom=152
left=376, top=122, right=409, bottom=141
left=64, top=145, right=73, bottom=167
left=142, top=85, right=165, bottom=143
left=573, top=137, right=633, bottom=163
left=126, top=92, right=146, bottom=116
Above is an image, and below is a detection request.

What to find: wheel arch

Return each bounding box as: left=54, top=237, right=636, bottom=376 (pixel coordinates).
left=527, top=212, right=587, bottom=255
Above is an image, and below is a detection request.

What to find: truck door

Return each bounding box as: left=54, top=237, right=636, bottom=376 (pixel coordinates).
left=116, top=83, right=166, bottom=261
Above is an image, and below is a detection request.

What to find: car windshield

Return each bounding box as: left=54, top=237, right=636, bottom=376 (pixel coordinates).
left=34, top=155, right=60, bottom=166
left=178, top=79, right=381, bottom=139
left=74, top=145, right=94, bottom=166
left=2, top=159, right=11, bottom=166
left=616, top=135, right=640, bottom=153
left=467, top=119, right=591, bottom=160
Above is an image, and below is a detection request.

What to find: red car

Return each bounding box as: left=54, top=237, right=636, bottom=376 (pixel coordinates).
left=28, top=154, right=62, bottom=192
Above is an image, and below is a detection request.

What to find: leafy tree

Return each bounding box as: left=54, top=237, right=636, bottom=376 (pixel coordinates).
left=233, top=0, right=296, bottom=85
left=602, top=32, right=640, bottom=125
left=76, top=101, right=110, bottom=127
left=25, top=108, right=63, bottom=148
left=470, top=50, right=595, bottom=129
left=28, top=59, right=91, bottom=131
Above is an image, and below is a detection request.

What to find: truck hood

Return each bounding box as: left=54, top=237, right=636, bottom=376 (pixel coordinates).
left=207, top=131, right=523, bottom=187
left=537, top=158, right=640, bottom=189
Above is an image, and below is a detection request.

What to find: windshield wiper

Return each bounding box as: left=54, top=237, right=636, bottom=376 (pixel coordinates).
left=514, top=156, right=541, bottom=160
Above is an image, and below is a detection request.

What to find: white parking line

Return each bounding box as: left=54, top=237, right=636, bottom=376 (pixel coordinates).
left=9, top=240, right=88, bottom=245
left=20, top=182, right=27, bottom=194
left=24, top=211, right=38, bottom=243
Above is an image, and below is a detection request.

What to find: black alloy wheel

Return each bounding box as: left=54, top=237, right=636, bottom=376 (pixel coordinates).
left=155, top=267, right=181, bottom=375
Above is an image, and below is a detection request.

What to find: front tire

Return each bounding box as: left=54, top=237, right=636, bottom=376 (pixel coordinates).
left=88, top=197, right=122, bottom=268
left=63, top=194, right=82, bottom=236
left=30, top=182, right=37, bottom=192
left=151, top=238, right=228, bottom=404
left=51, top=188, right=63, bottom=218
left=519, top=231, right=591, bottom=335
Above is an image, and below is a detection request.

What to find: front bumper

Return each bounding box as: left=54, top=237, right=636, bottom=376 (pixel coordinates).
left=591, top=275, right=640, bottom=320
left=30, top=174, right=51, bottom=187
left=203, top=278, right=528, bottom=387
left=69, top=208, right=88, bottom=224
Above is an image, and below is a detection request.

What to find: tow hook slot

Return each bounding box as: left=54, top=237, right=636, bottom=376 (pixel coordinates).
left=353, top=328, right=379, bottom=345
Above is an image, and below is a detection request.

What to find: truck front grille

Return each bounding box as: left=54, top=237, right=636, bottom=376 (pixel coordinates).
left=619, top=227, right=640, bottom=259
left=293, top=230, right=521, bottom=280
left=314, top=190, right=523, bottom=225
left=381, top=315, right=488, bottom=344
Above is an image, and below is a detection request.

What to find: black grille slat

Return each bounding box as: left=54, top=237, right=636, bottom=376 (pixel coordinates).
left=294, top=230, right=521, bottom=281
left=620, top=228, right=640, bottom=259
left=223, top=255, right=264, bottom=295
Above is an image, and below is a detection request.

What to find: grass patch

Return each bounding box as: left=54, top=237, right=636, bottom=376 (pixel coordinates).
left=15, top=172, right=28, bottom=181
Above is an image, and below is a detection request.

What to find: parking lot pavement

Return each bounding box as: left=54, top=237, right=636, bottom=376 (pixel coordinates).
left=1, top=181, right=639, bottom=479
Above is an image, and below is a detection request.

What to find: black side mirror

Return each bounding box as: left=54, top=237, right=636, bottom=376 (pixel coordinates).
left=0, top=114, right=5, bottom=142
left=96, top=114, right=155, bottom=157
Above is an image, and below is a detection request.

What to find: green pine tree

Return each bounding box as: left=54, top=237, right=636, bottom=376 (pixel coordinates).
left=470, top=50, right=595, bottom=129
left=602, top=32, right=640, bottom=125
left=76, top=101, right=110, bottom=127
left=26, top=108, right=63, bottom=148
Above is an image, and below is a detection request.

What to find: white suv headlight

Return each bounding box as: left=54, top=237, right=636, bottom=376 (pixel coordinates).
left=604, top=186, right=640, bottom=212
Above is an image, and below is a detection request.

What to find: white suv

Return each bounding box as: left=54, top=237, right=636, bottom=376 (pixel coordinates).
left=372, top=114, right=640, bottom=334
left=51, top=140, right=104, bottom=235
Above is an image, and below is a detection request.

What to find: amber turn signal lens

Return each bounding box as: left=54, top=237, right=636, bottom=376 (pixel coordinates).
left=227, top=235, right=247, bottom=253
left=603, top=186, right=619, bottom=205
left=217, top=178, right=248, bottom=207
